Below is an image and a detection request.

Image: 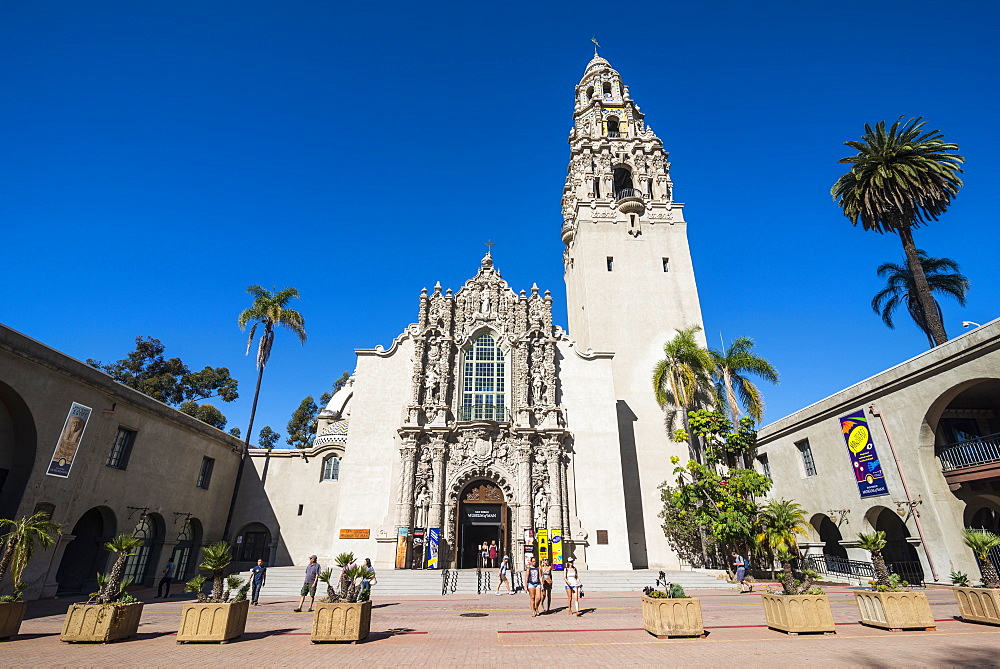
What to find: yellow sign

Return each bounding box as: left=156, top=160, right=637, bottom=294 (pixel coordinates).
left=339, top=528, right=370, bottom=539
left=848, top=425, right=869, bottom=454
left=537, top=529, right=549, bottom=562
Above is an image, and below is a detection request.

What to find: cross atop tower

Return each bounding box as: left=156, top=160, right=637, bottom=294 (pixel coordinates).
left=483, top=239, right=495, bottom=254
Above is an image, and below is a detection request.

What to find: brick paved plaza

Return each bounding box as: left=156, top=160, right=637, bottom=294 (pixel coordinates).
left=1, top=584, right=998, bottom=667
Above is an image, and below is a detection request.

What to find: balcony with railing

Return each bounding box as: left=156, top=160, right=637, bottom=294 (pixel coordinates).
left=938, top=432, right=1000, bottom=472
left=614, top=187, right=644, bottom=216
left=457, top=404, right=510, bottom=423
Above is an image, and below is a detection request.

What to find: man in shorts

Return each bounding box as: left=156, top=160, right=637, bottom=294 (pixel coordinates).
left=295, top=554, right=321, bottom=612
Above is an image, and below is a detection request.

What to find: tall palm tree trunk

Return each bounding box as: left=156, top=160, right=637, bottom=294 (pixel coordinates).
left=899, top=227, right=947, bottom=346
left=871, top=549, right=891, bottom=587
left=0, top=541, right=15, bottom=586
left=222, top=364, right=266, bottom=541
left=980, top=556, right=1000, bottom=589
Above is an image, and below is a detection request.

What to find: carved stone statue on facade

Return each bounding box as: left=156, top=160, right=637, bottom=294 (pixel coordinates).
left=480, top=287, right=491, bottom=315
left=534, top=488, right=548, bottom=529
left=531, top=369, right=544, bottom=406
left=415, top=485, right=430, bottom=528
left=423, top=366, right=440, bottom=404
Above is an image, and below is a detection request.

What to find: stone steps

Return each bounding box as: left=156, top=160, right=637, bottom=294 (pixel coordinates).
left=239, top=566, right=730, bottom=596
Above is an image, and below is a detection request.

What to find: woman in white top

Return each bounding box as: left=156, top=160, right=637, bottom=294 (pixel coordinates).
left=564, top=556, right=582, bottom=616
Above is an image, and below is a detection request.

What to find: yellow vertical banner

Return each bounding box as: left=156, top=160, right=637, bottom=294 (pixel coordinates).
left=537, top=528, right=549, bottom=564
left=550, top=530, right=563, bottom=571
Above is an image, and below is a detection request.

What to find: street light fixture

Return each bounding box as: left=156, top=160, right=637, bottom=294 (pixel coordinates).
left=962, top=321, right=981, bottom=329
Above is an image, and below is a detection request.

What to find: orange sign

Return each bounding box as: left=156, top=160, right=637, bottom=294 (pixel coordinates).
left=339, top=529, right=370, bottom=539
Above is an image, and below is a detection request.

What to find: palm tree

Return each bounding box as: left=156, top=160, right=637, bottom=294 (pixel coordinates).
left=963, top=529, right=1000, bottom=588
left=200, top=542, right=233, bottom=602
left=709, top=337, right=779, bottom=465
left=653, top=326, right=715, bottom=462
left=223, top=285, right=307, bottom=539
left=755, top=499, right=808, bottom=579
left=0, top=512, right=61, bottom=598
left=97, top=534, right=143, bottom=604
left=871, top=250, right=970, bottom=348
left=857, top=531, right=892, bottom=588
left=832, top=117, right=964, bottom=347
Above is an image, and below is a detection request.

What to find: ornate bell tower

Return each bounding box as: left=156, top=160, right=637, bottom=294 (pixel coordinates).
left=561, top=53, right=706, bottom=569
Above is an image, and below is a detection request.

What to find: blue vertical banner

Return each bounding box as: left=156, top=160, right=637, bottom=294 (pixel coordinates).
left=839, top=410, right=889, bottom=498
left=426, top=527, right=440, bottom=569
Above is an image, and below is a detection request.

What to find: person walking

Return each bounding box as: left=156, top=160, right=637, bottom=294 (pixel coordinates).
left=360, top=558, right=377, bottom=600
left=731, top=551, right=751, bottom=593
left=525, top=557, right=543, bottom=616
left=495, top=556, right=513, bottom=595
left=488, top=540, right=498, bottom=568
left=155, top=557, right=176, bottom=598
left=540, top=558, right=553, bottom=612
left=564, top=557, right=582, bottom=616
left=294, top=554, right=321, bottom=612
left=250, top=558, right=267, bottom=605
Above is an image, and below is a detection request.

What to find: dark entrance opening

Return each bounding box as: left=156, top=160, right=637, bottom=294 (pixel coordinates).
left=457, top=481, right=507, bottom=569
left=57, top=506, right=115, bottom=594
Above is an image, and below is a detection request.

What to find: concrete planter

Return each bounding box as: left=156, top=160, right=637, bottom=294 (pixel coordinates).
left=176, top=599, right=250, bottom=643
left=0, top=601, right=26, bottom=640
left=854, top=590, right=935, bottom=631
left=954, top=586, right=1000, bottom=626
left=60, top=602, right=144, bottom=643
left=640, top=595, right=705, bottom=639
left=311, top=600, right=372, bottom=643
left=760, top=593, right=836, bottom=635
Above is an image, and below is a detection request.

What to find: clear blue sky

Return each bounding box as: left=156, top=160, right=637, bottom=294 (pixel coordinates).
left=2, top=1, right=998, bottom=445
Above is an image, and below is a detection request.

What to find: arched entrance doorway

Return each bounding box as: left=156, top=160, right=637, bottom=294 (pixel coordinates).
left=171, top=517, right=203, bottom=581
left=0, top=382, right=37, bottom=520
left=457, top=480, right=508, bottom=569
left=811, top=514, right=848, bottom=559
left=56, top=506, right=116, bottom=594
left=236, top=523, right=272, bottom=564
left=122, top=513, right=164, bottom=586
left=872, top=506, right=924, bottom=582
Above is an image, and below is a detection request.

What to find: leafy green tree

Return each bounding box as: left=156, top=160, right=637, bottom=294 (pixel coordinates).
left=237, top=286, right=307, bottom=449
left=754, top=499, right=808, bottom=578
left=0, top=511, right=61, bottom=600
left=228, top=427, right=241, bottom=438
left=963, top=529, right=1000, bottom=588
left=709, top=337, right=778, bottom=428
left=286, top=396, right=318, bottom=449
left=319, top=372, right=352, bottom=407
left=871, top=250, right=970, bottom=348
left=88, top=336, right=238, bottom=428
left=179, top=401, right=228, bottom=430
left=258, top=426, right=280, bottom=450
left=856, top=531, right=892, bottom=588
left=653, top=326, right=715, bottom=462
left=832, top=117, right=964, bottom=347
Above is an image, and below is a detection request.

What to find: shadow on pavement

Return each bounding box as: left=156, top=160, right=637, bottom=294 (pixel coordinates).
left=233, top=628, right=297, bottom=642
left=361, top=628, right=418, bottom=643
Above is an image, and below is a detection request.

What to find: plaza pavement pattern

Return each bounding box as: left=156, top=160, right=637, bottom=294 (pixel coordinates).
left=1, top=584, right=998, bottom=667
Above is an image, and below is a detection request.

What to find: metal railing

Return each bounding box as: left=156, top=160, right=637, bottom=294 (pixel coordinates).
left=802, top=554, right=925, bottom=587
left=938, top=432, right=1000, bottom=471
left=607, top=130, right=621, bottom=138
left=441, top=569, right=458, bottom=595
left=614, top=187, right=642, bottom=201
left=457, top=404, right=510, bottom=422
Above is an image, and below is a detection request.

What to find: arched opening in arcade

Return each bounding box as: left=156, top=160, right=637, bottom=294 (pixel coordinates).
left=56, top=506, right=116, bottom=594
left=122, top=512, right=165, bottom=586
left=869, top=505, right=923, bottom=582
left=810, top=513, right=848, bottom=560
left=0, top=381, right=37, bottom=520
left=457, top=480, right=508, bottom=569
left=171, top=517, right=203, bottom=581
left=965, top=496, right=1000, bottom=572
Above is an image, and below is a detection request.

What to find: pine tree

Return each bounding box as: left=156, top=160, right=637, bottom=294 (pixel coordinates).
left=286, top=396, right=318, bottom=449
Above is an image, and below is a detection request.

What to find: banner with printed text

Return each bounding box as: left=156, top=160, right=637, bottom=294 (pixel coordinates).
left=426, top=528, right=439, bottom=569
left=395, top=528, right=409, bottom=569
left=536, top=529, right=549, bottom=563
left=550, top=531, right=564, bottom=570
left=46, top=402, right=92, bottom=478
left=839, top=410, right=889, bottom=498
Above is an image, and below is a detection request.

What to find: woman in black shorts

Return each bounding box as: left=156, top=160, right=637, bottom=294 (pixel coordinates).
left=525, top=556, right=542, bottom=616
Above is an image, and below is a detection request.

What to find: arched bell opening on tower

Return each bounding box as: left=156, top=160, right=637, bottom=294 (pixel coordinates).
left=602, top=82, right=612, bottom=97
left=586, top=85, right=594, bottom=100
left=606, top=116, right=621, bottom=138
left=613, top=167, right=636, bottom=200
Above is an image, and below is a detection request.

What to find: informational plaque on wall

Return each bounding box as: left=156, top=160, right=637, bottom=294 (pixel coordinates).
left=339, top=528, right=371, bottom=539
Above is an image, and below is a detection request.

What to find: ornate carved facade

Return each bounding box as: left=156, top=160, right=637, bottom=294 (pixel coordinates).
left=394, top=252, right=573, bottom=567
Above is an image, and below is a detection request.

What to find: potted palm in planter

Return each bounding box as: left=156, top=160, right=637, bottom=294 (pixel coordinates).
left=760, top=551, right=835, bottom=635
left=641, top=579, right=705, bottom=639
left=953, top=529, right=1000, bottom=626
left=0, top=511, right=61, bottom=639
left=311, top=552, right=375, bottom=643
left=853, top=531, right=934, bottom=631
left=61, top=534, right=145, bottom=643
left=177, top=542, right=250, bottom=643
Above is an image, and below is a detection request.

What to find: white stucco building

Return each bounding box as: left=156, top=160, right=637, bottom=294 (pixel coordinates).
left=230, top=53, right=706, bottom=571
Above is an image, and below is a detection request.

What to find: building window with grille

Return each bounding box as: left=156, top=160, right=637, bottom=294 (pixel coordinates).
left=321, top=455, right=340, bottom=481
left=122, top=515, right=154, bottom=585
left=197, top=457, right=215, bottom=489
left=796, top=439, right=817, bottom=476
left=107, top=427, right=136, bottom=470
left=460, top=333, right=506, bottom=421
left=757, top=454, right=772, bottom=479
